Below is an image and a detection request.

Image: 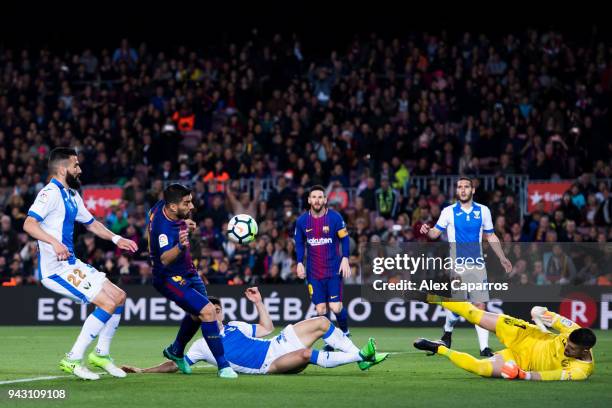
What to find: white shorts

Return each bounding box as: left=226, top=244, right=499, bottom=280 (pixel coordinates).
left=41, top=259, right=107, bottom=304
left=259, top=324, right=306, bottom=374
left=450, top=263, right=490, bottom=303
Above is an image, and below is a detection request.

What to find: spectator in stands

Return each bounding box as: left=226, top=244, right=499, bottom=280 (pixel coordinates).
left=375, top=176, right=399, bottom=219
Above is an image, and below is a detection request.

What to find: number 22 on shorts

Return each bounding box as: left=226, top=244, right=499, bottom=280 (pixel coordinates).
left=66, top=269, right=85, bottom=287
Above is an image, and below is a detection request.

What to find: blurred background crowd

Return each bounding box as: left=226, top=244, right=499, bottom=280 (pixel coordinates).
left=1, top=27, right=611, bottom=287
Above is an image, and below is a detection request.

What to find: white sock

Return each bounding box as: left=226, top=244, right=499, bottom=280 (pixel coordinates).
left=444, top=310, right=459, bottom=332
left=311, top=350, right=362, bottom=368
left=67, top=308, right=113, bottom=360
left=95, top=306, right=123, bottom=356
left=322, top=324, right=360, bottom=354
left=476, top=324, right=490, bottom=350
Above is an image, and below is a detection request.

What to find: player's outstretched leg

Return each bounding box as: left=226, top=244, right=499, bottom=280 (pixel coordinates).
left=88, top=282, right=128, bottom=378
left=294, top=316, right=359, bottom=354
left=61, top=283, right=125, bottom=380
left=425, top=295, right=499, bottom=332
left=413, top=338, right=501, bottom=378
left=198, top=303, right=237, bottom=379
left=292, top=316, right=387, bottom=370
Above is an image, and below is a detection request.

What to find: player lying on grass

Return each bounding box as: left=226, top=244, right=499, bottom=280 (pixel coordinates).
left=121, top=287, right=388, bottom=375
left=412, top=293, right=595, bottom=381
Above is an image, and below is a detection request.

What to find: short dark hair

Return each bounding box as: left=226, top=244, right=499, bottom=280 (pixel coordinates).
left=163, top=183, right=192, bottom=204
left=569, top=328, right=597, bottom=349
left=208, top=296, right=221, bottom=306
left=457, top=176, right=473, bottom=187
left=48, top=147, right=77, bottom=174
left=308, top=185, right=326, bottom=196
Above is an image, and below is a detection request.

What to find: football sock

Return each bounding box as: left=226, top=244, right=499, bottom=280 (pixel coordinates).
left=68, top=307, right=112, bottom=360
left=443, top=310, right=459, bottom=332
left=437, top=346, right=493, bottom=377
left=171, top=315, right=201, bottom=357
left=427, top=297, right=484, bottom=326
left=95, top=306, right=123, bottom=356
left=321, top=323, right=359, bottom=354
left=334, top=308, right=349, bottom=334
left=310, top=349, right=362, bottom=368
left=201, top=321, right=230, bottom=369
left=476, top=324, right=490, bottom=350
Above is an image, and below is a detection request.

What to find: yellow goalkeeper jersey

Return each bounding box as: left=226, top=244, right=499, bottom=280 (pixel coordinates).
left=498, top=312, right=594, bottom=381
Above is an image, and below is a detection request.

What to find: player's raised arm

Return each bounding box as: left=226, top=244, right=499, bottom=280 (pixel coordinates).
left=85, top=221, right=138, bottom=252
left=244, top=287, right=274, bottom=337
left=531, top=307, right=582, bottom=334
left=294, top=218, right=306, bottom=279
left=73, top=193, right=138, bottom=252
left=481, top=206, right=512, bottom=273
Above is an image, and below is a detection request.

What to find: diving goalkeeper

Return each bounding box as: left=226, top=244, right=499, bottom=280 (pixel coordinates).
left=413, top=296, right=595, bottom=381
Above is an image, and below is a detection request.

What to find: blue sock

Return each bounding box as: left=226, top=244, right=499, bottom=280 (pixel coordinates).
left=334, top=308, right=349, bottom=334
left=309, top=349, right=320, bottom=364
left=171, top=315, right=200, bottom=357
left=201, top=321, right=229, bottom=369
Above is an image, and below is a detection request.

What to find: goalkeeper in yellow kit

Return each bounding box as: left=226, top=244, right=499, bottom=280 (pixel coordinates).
left=413, top=296, right=596, bottom=381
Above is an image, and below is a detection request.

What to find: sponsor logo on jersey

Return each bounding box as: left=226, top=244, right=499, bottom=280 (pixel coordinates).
left=307, top=237, right=333, bottom=246
left=158, top=234, right=169, bottom=247
left=306, top=228, right=313, bottom=232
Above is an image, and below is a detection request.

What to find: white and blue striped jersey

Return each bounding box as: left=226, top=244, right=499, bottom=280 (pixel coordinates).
left=434, top=201, right=494, bottom=260
left=185, top=321, right=271, bottom=373
left=26, top=178, right=95, bottom=279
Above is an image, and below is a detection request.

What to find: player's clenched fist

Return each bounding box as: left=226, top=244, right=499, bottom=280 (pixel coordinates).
left=245, top=287, right=262, bottom=303
left=419, top=224, right=431, bottom=235
left=185, top=219, right=197, bottom=233
left=179, top=229, right=189, bottom=248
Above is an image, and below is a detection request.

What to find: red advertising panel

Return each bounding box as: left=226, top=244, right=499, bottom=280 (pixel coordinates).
left=527, top=181, right=572, bottom=213
left=82, top=187, right=123, bottom=217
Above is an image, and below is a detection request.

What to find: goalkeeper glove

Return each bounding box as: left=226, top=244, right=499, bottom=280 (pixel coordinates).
left=531, top=306, right=553, bottom=333
left=501, top=360, right=531, bottom=380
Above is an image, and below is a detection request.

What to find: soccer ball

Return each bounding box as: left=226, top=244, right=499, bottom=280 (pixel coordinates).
left=227, top=214, right=258, bottom=244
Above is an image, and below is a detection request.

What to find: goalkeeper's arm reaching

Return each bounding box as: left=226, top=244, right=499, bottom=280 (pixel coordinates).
left=531, top=306, right=582, bottom=333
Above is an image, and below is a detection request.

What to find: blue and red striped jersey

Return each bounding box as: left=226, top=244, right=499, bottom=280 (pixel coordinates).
left=294, top=208, right=349, bottom=280
left=147, top=200, right=197, bottom=280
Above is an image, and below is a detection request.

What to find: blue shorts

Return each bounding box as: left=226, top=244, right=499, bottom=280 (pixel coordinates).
left=308, top=277, right=343, bottom=305
left=153, top=274, right=209, bottom=316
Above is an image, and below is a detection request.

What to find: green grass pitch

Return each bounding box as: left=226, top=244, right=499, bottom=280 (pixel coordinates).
left=0, top=327, right=610, bottom=408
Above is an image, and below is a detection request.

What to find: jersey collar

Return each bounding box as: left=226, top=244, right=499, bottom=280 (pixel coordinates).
left=51, top=178, right=65, bottom=189
left=455, top=201, right=473, bottom=214
left=309, top=208, right=328, bottom=218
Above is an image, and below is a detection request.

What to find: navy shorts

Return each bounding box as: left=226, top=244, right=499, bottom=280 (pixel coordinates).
left=308, top=277, right=343, bottom=305
left=153, top=274, right=209, bottom=315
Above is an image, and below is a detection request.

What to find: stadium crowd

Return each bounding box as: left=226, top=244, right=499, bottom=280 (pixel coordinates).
left=1, top=28, right=611, bottom=287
